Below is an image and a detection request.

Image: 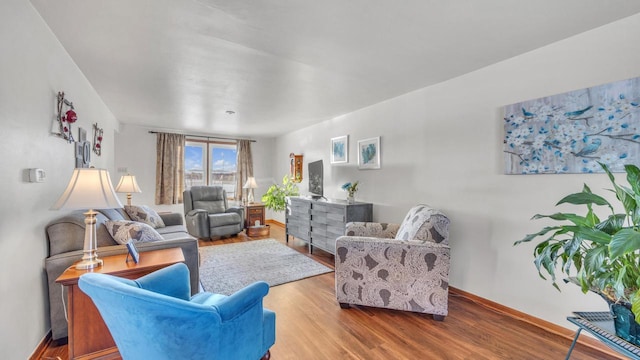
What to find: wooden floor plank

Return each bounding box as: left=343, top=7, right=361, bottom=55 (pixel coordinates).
left=39, top=222, right=623, bottom=359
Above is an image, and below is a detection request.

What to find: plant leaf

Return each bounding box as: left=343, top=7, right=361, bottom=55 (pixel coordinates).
left=632, top=290, right=640, bottom=324
left=556, top=192, right=612, bottom=208
left=610, top=228, right=640, bottom=258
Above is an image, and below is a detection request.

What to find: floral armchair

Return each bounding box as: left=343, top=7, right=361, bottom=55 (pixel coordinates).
left=335, top=205, right=450, bottom=320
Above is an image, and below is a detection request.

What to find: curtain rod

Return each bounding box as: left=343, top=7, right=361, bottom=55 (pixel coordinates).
left=148, top=131, right=256, bottom=143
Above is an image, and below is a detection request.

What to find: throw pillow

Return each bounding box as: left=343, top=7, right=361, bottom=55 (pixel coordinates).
left=395, top=204, right=447, bottom=243
left=105, top=220, right=164, bottom=245
left=124, top=205, right=166, bottom=229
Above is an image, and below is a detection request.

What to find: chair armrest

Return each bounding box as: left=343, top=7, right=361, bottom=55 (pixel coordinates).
left=185, top=209, right=210, bottom=238
left=225, top=207, right=245, bottom=222
left=212, top=281, right=269, bottom=322
left=135, top=263, right=191, bottom=301
left=159, top=212, right=184, bottom=226
left=345, top=222, right=400, bottom=238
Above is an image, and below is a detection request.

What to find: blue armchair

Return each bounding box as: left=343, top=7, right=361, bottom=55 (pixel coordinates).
left=78, top=263, right=275, bottom=360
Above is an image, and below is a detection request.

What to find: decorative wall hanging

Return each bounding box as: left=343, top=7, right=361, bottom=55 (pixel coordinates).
left=93, top=123, right=103, bottom=156
left=330, top=135, right=349, bottom=164
left=357, top=137, right=381, bottom=169
left=289, top=153, right=303, bottom=182
left=75, top=140, right=91, bottom=168
left=55, top=91, right=77, bottom=143
left=504, top=77, right=640, bottom=174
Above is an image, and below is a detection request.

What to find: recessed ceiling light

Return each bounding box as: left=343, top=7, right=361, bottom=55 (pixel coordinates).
left=225, top=110, right=235, bottom=115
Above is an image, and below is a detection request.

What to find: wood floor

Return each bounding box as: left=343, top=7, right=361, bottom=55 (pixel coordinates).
left=39, top=223, right=623, bottom=360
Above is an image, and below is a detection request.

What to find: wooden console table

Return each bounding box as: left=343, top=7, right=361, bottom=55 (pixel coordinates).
left=56, top=247, right=185, bottom=360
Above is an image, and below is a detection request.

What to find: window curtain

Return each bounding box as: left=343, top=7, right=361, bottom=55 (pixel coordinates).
left=235, top=139, right=254, bottom=202
left=155, top=132, right=186, bottom=205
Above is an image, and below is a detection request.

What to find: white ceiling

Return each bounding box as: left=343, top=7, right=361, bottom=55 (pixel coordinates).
left=30, top=0, right=640, bottom=137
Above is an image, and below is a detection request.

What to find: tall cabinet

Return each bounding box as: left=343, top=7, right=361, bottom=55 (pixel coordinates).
left=286, top=196, right=373, bottom=255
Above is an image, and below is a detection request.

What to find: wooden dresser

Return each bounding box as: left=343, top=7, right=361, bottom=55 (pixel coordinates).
left=285, top=196, right=373, bottom=254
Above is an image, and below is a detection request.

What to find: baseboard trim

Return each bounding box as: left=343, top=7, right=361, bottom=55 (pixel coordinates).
left=266, top=219, right=284, bottom=228
left=30, top=330, right=53, bottom=360
left=449, top=287, right=622, bottom=359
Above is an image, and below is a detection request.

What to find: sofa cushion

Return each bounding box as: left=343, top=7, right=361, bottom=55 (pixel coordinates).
left=105, top=220, right=164, bottom=244
left=124, top=205, right=166, bottom=228
left=98, top=208, right=130, bottom=221
left=395, top=205, right=448, bottom=243
left=46, top=212, right=118, bottom=256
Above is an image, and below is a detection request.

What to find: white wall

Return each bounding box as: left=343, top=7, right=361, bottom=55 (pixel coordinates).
left=273, top=14, right=640, bottom=328
left=114, top=124, right=275, bottom=214
left=0, top=0, right=119, bottom=358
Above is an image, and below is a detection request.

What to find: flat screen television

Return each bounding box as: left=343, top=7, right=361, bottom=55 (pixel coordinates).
left=308, top=160, right=324, bottom=199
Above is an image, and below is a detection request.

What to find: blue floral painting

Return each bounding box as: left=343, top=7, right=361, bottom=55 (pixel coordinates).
left=331, top=135, right=348, bottom=164
left=358, top=137, right=380, bottom=169
left=504, top=76, right=640, bottom=174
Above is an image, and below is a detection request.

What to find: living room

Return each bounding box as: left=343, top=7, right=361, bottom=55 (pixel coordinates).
left=4, top=1, right=640, bottom=359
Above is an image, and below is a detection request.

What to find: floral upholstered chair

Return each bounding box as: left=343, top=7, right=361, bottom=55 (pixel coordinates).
left=335, top=204, right=450, bottom=320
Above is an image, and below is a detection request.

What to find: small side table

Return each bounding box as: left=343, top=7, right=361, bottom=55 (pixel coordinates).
left=566, top=311, right=640, bottom=359
left=56, top=247, right=185, bottom=360
left=245, top=203, right=266, bottom=228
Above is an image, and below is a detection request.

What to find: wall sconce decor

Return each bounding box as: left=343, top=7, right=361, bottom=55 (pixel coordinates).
left=93, top=123, right=103, bottom=156
left=55, top=91, right=77, bottom=143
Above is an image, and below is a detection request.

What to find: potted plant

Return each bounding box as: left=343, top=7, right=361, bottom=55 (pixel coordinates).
left=515, top=163, right=640, bottom=345
left=261, top=174, right=300, bottom=212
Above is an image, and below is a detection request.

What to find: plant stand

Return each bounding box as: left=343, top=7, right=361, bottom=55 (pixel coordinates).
left=566, top=311, right=640, bottom=359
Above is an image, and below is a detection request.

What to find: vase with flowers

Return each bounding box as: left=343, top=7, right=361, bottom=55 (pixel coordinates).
left=342, top=181, right=359, bottom=204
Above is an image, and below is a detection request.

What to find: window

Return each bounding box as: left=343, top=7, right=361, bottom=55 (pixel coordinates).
left=184, top=139, right=238, bottom=198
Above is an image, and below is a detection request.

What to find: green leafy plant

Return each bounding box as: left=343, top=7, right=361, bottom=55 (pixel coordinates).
left=261, top=175, right=300, bottom=212
left=515, top=163, right=640, bottom=323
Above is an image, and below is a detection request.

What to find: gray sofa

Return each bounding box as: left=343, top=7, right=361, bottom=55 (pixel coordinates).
left=45, top=208, right=199, bottom=340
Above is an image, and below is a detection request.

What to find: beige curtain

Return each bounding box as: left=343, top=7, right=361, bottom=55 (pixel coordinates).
left=235, top=140, right=254, bottom=202
left=155, top=132, right=185, bottom=205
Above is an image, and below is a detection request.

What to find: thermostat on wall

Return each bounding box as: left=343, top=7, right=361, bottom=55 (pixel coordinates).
left=29, top=168, right=46, bottom=183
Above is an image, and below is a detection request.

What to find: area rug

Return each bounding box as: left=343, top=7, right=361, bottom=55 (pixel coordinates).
left=199, top=239, right=333, bottom=295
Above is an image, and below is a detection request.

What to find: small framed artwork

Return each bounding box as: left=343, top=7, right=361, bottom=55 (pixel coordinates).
left=125, top=239, right=140, bottom=264
left=330, top=135, right=349, bottom=164
left=357, top=137, right=381, bottom=170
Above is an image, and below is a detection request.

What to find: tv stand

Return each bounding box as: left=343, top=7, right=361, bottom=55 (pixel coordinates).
left=285, top=196, right=372, bottom=255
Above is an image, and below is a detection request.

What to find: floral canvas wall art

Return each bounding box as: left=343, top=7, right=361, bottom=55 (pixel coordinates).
left=331, top=135, right=348, bottom=164
left=503, top=77, right=640, bottom=174
left=358, top=137, right=381, bottom=169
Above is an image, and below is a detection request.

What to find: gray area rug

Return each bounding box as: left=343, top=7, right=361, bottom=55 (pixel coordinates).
left=199, top=239, right=333, bottom=295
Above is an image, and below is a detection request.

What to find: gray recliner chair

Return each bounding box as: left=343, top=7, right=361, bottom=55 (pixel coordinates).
left=183, top=186, right=245, bottom=239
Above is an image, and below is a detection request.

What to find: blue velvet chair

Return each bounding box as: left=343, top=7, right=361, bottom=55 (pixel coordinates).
left=78, top=263, right=275, bottom=360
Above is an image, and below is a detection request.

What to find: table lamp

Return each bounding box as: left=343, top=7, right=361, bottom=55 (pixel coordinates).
left=243, top=176, right=258, bottom=204
left=115, top=174, right=142, bottom=206
left=53, top=168, right=123, bottom=269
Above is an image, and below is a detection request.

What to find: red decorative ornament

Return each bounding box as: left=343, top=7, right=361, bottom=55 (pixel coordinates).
left=65, top=109, right=78, bottom=123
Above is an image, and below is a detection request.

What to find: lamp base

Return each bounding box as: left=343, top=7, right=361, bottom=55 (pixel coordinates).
left=75, top=257, right=103, bottom=270
left=76, top=209, right=103, bottom=270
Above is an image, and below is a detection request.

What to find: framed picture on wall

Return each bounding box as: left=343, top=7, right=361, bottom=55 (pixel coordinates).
left=357, top=137, right=381, bottom=169
left=330, top=135, right=349, bottom=164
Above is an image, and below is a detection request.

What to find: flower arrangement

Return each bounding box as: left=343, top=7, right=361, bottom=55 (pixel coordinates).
left=341, top=181, right=359, bottom=197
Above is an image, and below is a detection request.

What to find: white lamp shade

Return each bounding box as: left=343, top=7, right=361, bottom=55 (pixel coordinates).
left=53, top=168, right=123, bottom=210
left=243, top=177, right=258, bottom=189
left=115, top=174, right=142, bottom=193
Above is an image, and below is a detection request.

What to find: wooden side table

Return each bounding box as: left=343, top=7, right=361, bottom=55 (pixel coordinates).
left=245, top=203, right=266, bottom=228
left=56, top=247, right=185, bottom=360
left=245, top=203, right=269, bottom=237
